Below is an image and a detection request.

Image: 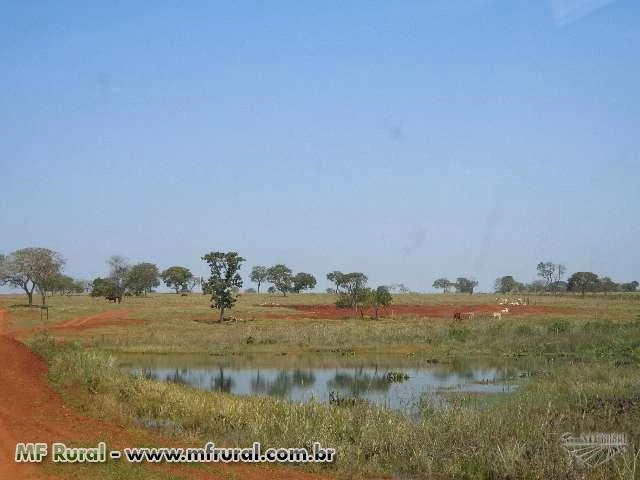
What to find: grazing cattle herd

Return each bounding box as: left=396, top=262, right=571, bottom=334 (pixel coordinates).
left=453, top=297, right=528, bottom=321
left=453, top=310, right=503, bottom=321
left=497, top=297, right=530, bottom=306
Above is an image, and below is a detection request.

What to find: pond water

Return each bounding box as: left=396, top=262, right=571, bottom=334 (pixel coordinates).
left=119, top=354, right=533, bottom=415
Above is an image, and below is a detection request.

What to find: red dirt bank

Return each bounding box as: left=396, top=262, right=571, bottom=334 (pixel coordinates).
left=260, top=303, right=575, bottom=320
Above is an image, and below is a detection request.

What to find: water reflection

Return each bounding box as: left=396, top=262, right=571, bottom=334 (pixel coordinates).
left=168, top=368, right=190, bottom=386
left=328, top=369, right=391, bottom=395
left=210, top=368, right=234, bottom=393
left=251, top=370, right=316, bottom=396
left=124, top=354, right=529, bottom=415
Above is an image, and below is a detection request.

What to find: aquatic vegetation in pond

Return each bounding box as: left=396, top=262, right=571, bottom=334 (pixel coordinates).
left=385, top=371, right=410, bottom=383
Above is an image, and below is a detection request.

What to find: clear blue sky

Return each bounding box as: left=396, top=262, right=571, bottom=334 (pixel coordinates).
left=1, top=1, right=638, bottom=292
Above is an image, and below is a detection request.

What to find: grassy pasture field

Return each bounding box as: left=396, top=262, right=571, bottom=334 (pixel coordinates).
left=3, top=292, right=640, bottom=479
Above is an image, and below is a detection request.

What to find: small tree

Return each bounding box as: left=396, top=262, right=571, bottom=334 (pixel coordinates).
left=326, top=271, right=345, bottom=294
left=250, top=266, right=269, bottom=293
left=125, top=263, right=160, bottom=296
left=202, top=251, right=245, bottom=322
left=536, top=262, right=556, bottom=292
left=368, top=286, right=392, bottom=319
left=522, top=279, right=547, bottom=294
left=336, top=272, right=369, bottom=317
left=455, top=277, right=478, bottom=294
left=433, top=278, right=452, bottom=294
left=71, top=279, right=89, bottom=294
left=186, top=276, right=201, bottom=293
left=554, top=264, right=567, bottom=293
left=621, top=281, right=639, bottom=292
left=555, top=280, right=568, bottom=293
left=494, top=276, right=522, bottom=294
left=567, top=272, right=600, bottom=296
left=74, top=279, right=89, bottom=294
left=161, top=266, right=194, bottom=293
left=90, top=277, right=120, bottom=298
left=267, top=264, right=293, bottom=296
left=107, top=255, right=130, bottom=298
left=292, top=272, right=316, bottom=293
left=599, top=276, right=620, bottom=295
left=41, top=273, right=77, bottom=296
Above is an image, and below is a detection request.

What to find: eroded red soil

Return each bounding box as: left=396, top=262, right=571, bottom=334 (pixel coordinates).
left=258, top=303, right=576, bottom=320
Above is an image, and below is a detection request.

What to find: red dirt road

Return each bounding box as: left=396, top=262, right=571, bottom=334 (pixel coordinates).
left=0, top=306, right=335, bottom=480
left=8, top=309, right=143, bottom=339
left=51, top=309, right=143, bottom=331
left=0, top=306, right=46, bottom=479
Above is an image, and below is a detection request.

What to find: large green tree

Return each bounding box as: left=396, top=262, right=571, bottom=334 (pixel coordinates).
left=250, top=265, right=269, bottom=293
left=567, top=272, right=600, bottom=296
left=0, top=247, right=65, bottom=306
left=125, top=262, right=160, bottom=296
left=291, top=272, right=316, bottom=293
left=202, top=251, right=245, bottom=322
left=161, top=266, right=194, bottom=293
left=267, top=264, right=293, bottom=296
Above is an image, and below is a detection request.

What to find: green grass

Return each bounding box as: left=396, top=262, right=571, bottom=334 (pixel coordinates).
left=1, top=294, right=125, bottom=329
left=79, top=313, right=640, bottom=367
left=28, top=333, right=640, bottom=479
left=7, top=292, right=640, bottom=478
left=40, top=458, right=189, bottom=480
left=5, top=292, right=640, bottom=365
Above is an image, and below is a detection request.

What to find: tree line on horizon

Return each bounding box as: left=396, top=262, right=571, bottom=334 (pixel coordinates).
left=492, top=262, right=638, bottom=296
left=1, top=248, right=638, bottom=309
left=432, top=262, right=637, bottom=296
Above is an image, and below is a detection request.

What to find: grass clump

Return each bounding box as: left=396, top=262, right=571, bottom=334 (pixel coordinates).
left=546, top=320, right=571, bottom=334
left=448, top=327, right=471, bottom=342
